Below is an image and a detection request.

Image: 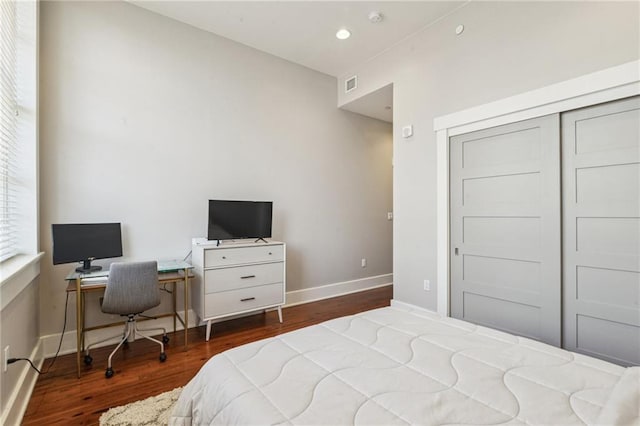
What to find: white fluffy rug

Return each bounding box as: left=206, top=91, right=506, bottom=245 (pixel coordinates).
left=99, top=387, right=183, bottom=426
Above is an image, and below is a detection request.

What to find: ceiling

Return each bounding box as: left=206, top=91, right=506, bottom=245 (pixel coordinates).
left=130, top=1, right=467, bottom=122
left=341, top=83, right=393, bottom=122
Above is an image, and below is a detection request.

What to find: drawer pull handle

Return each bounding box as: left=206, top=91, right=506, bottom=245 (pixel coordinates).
left=240, top=275, right=256, bottom=279
left=222, top=256, right=226, bottom=259
left=240, top=297, right=256, bottom=302
left=268, top=252, right=272, bottom=255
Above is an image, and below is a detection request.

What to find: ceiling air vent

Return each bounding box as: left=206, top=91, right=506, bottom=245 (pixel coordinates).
left=345, top=75, right=357, bottom=93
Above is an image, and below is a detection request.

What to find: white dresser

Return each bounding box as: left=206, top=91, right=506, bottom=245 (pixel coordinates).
left=191, top=238, right=286, bottom=341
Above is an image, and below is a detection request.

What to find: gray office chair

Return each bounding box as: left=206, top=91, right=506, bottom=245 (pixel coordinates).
left=83, top=261, right=168, bottom=378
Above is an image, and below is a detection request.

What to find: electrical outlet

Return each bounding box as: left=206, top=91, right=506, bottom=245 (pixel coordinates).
left=423, top=280, right=430, bottom=291
left=387, top=212, right=393, bottom=220
left=3, top=346, right=9, bottom=373
left=361, top=258, right=367, bottom=268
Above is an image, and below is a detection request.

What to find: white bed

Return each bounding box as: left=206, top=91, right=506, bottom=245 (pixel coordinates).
left=169, top=304, right=639, bottom=425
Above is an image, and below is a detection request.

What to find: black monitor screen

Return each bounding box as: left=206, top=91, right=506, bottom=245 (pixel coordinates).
left=52, top=223, right=123, bottom=266
left=208, top=200, right=272, bottom=240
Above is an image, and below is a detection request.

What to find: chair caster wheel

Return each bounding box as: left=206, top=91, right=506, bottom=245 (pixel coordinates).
left=105, top=367, right=114, bottom=378
left=83, top=355, right=93, bottom=365
left=159, top=352, right=167, bottom=362
left=162, top=335, right=169, bottom=344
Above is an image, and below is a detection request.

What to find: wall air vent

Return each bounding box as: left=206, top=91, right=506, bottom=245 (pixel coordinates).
left=345, top=75, right=357, bottom=93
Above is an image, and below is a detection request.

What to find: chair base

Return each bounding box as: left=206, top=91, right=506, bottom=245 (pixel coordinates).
left=84, top=315, right=168, bottom=378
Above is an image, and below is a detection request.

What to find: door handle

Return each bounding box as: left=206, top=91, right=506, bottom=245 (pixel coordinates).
left=454, top=247, right=459, bottom=256
left=240, top=275, right=256, bottom=279
left=240, top=297, right=256, bottom=302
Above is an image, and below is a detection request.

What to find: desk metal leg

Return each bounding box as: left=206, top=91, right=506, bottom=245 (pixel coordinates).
left=173, top=281, right=177, bottom=334
left=75, top=278, right=82, bottom=378
left=183, top=268, right=189, bottom=349
left=81, top=292, right=86, bottom=351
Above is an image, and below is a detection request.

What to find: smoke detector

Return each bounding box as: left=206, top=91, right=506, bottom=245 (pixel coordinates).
left=368, top=11, right=383, bottom=24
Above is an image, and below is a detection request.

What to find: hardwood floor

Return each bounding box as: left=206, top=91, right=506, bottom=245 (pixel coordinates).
left=22, top=286, right=392, bottom=425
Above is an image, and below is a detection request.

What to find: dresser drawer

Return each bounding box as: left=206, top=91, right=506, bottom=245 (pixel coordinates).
left=204, top=283, right=283, bottom=318
left=204, top=262, right=283, bottom=293
left=204, top=245, right=284, bottom=268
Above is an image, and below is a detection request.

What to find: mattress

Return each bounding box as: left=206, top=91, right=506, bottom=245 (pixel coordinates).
left=169, top=304, right=639, bottom=425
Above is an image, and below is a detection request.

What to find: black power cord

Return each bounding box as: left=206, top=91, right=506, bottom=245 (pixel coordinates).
left=7, top=292, right=69, bottom=375
left=7, top=357, right=41, bottom=374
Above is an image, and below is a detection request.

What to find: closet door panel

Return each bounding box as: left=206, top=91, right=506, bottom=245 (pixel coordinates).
left=562, top=96, right=640, bottom=366
left=450, top=114, right=561, bottom=346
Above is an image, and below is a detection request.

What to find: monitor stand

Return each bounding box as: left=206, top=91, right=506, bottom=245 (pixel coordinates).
left=254, top=238, right=268, bottom=244
left=76, top=259, right=102, bottom=273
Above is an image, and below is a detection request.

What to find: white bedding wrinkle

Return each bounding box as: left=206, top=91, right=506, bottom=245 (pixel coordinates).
left=596, top=367, right=640, bottom=426
left=169, top=306, right=637, bottom=425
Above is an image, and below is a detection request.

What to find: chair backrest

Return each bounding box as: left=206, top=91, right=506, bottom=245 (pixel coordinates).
left=102, top=261, right=160, bottom=315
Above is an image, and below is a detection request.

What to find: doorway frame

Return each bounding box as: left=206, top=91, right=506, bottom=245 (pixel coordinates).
left=433, top=60, right=640, bottom=316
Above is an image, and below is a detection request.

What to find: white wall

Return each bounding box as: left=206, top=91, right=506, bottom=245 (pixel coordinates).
left=0, top=277, right=41, bottom=425
left=39, top=1, right=392, bottom=336
left=338, top=1, right=640, bottom=310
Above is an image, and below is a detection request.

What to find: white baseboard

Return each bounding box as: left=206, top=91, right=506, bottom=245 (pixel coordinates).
left=41, top=274, right=394, bottom=357
left=390, top=298, right=437, bottom=314
left=0, top=339, right=43, bottom=426
left=284, top=273, right=393, bottom=307
left=41, top=276, right=393, bottom=357
left=199, top=275, right=394, bottom=326
left=40, top=309, right=198, bottom=358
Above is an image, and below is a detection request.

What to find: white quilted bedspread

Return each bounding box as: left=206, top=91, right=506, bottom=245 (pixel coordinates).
left=170, top=305, right=639, bottom=425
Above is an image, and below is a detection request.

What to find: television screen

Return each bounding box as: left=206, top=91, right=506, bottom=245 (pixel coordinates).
left=52, top=223, right=123, bottom=272
left=208, top=200, right=272, bottom=241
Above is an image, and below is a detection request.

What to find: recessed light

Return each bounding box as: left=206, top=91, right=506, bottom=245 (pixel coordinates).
left=336, top=29, right=351, bottom=40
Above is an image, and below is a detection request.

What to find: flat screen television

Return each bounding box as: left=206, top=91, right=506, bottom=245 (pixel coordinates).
left=52, top=223, right=123, bottom=273
left=208, top=200, right=272, bottom=242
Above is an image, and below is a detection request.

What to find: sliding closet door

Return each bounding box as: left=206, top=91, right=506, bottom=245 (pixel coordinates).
left=562, top=96, right=640, bottom=366
left=450, top=115, right=561, bottom=346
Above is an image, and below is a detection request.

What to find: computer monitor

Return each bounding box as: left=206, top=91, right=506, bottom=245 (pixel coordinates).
left=52, top=223, right=123, bottom=273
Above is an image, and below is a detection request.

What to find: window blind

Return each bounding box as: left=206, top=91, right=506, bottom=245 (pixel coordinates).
left=0, top=0, right=18, bottom=262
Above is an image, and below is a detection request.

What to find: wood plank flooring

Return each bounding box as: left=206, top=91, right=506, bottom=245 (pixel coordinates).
left=22, top=286, right=392, bottom=425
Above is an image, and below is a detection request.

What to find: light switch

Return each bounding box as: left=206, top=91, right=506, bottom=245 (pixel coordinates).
left=402, top=125, right=413, bottom=138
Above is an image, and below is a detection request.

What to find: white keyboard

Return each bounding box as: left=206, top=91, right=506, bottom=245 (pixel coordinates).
left=81, top=277, right=107, bottom=285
